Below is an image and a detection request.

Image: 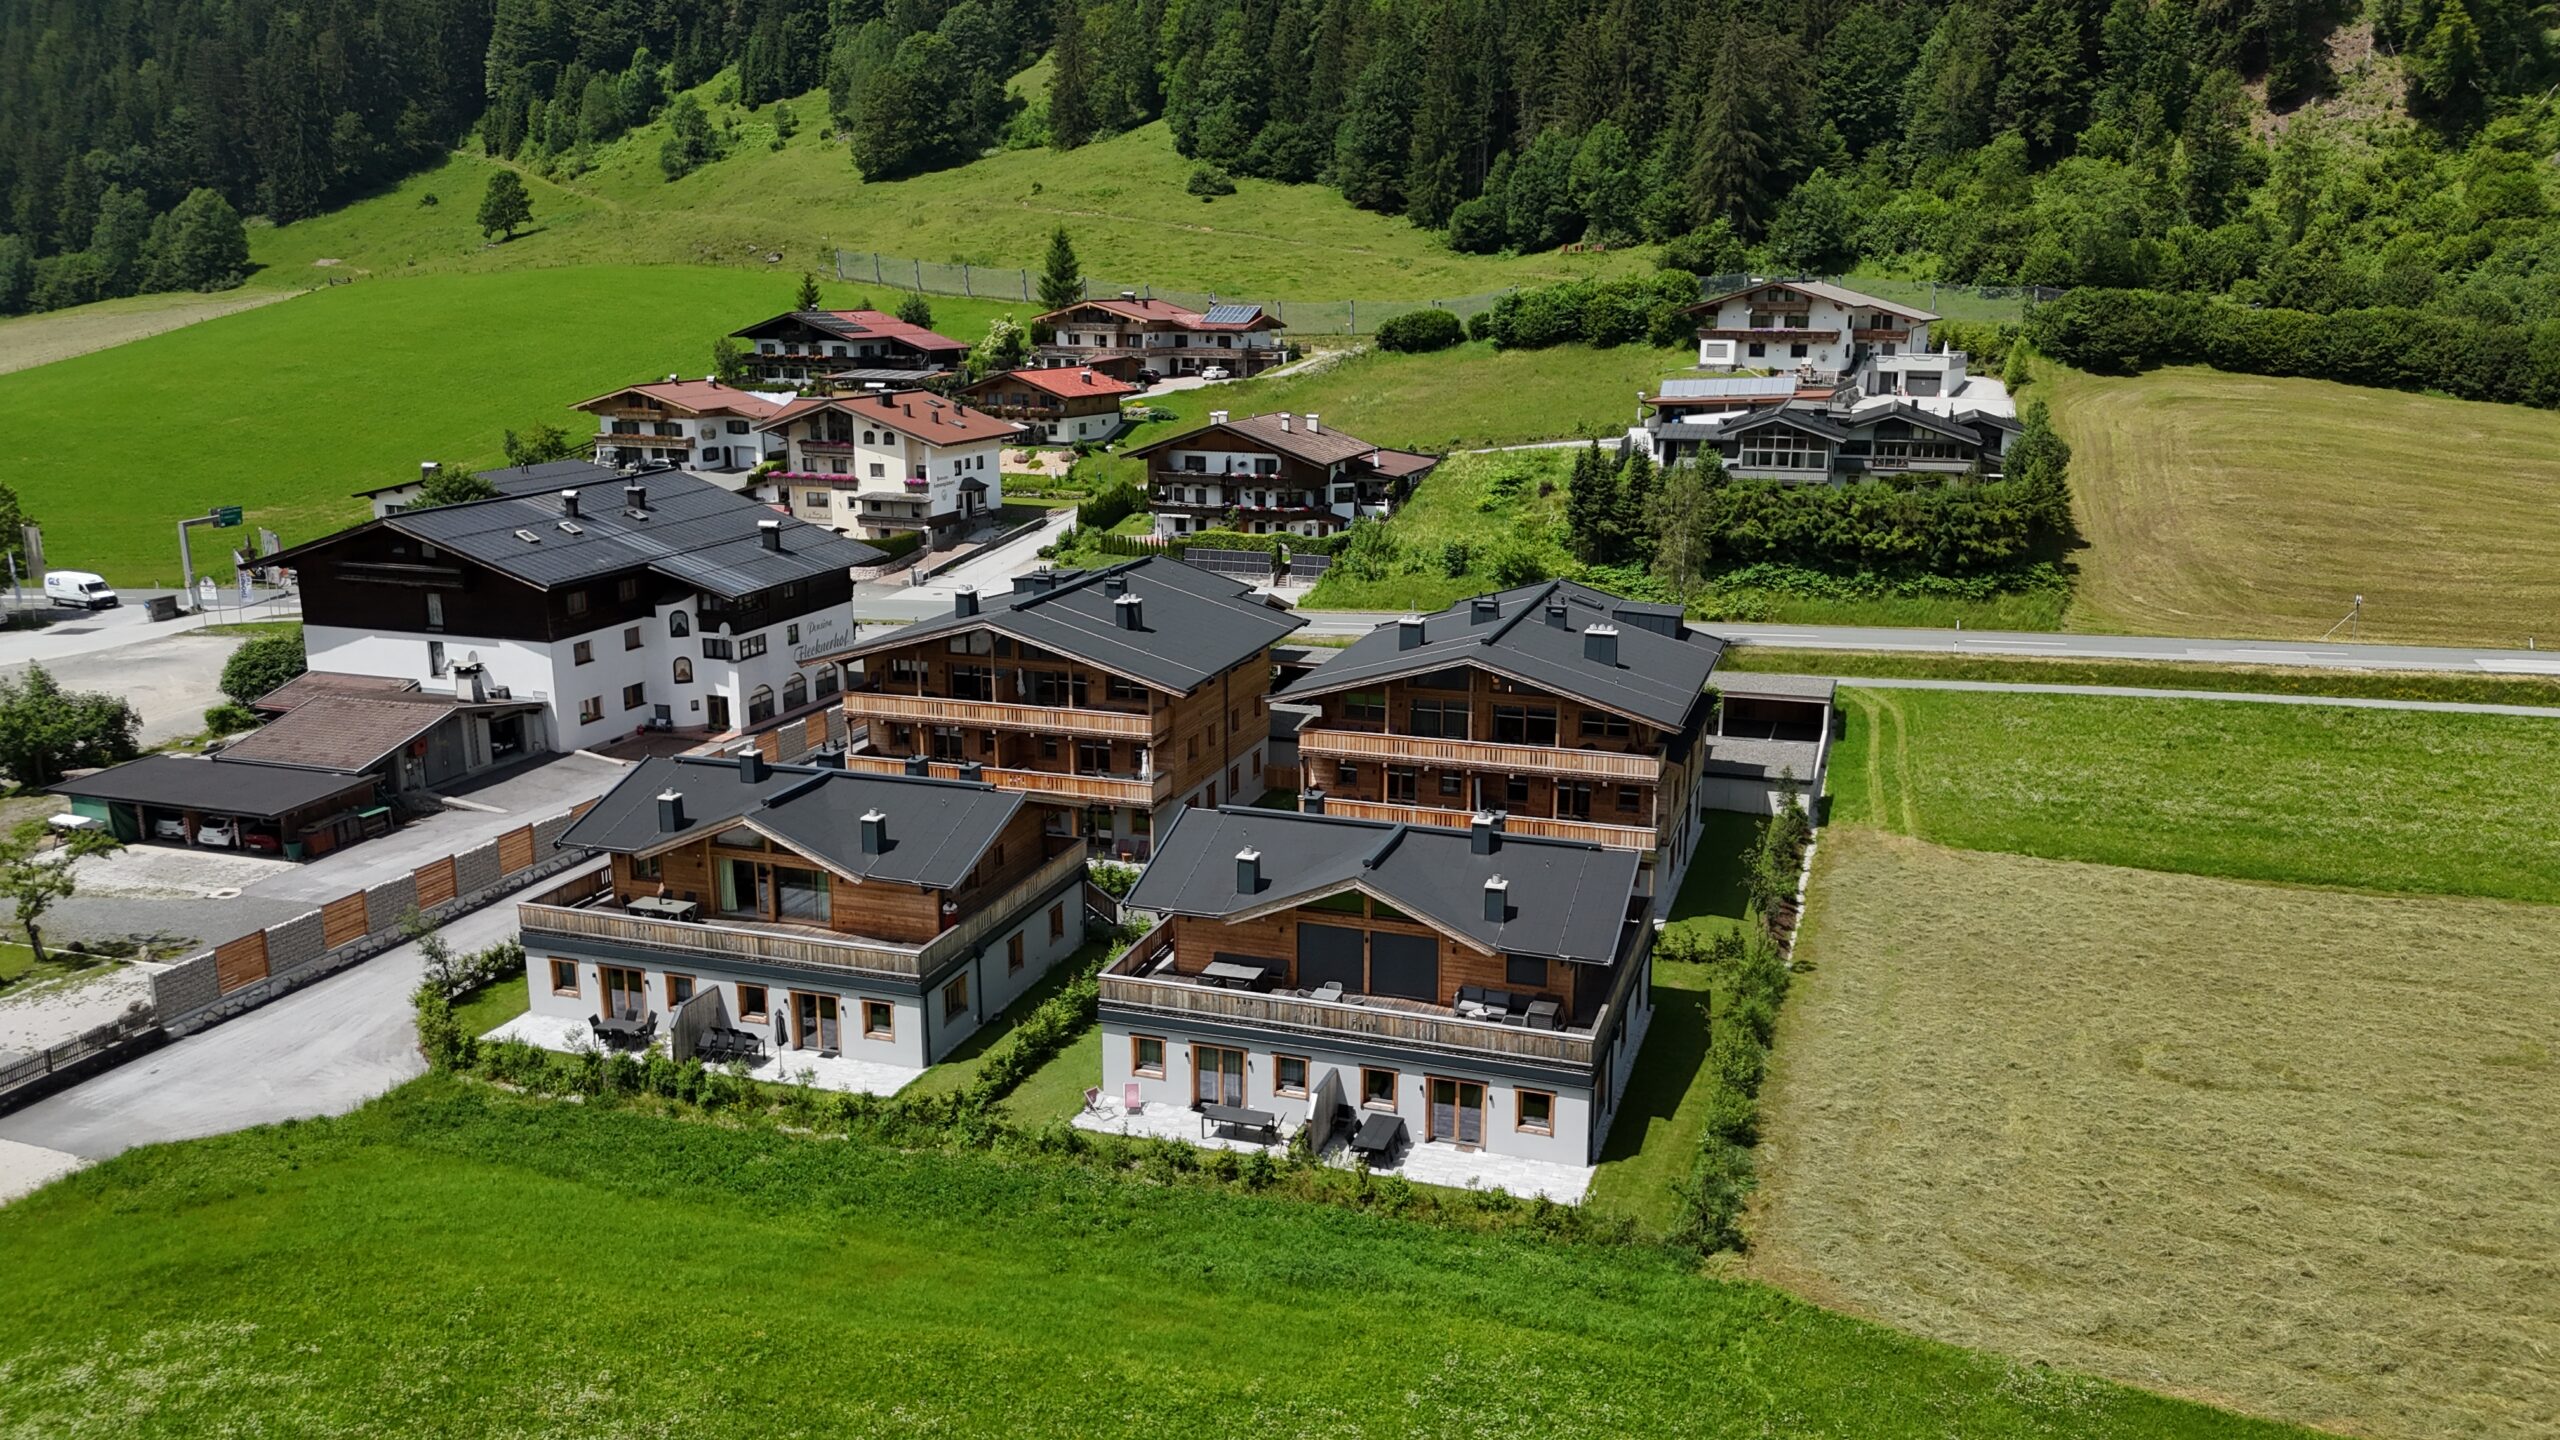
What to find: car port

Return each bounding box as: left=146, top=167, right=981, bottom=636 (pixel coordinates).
left=47, top=755, right=387, bottom=861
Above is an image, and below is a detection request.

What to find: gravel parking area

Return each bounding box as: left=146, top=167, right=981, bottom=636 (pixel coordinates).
left=0, top=966, right=156, bottom=1066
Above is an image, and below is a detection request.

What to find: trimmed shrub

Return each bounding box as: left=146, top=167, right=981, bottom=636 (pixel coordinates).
left=1373, top=307, right=1465, bottom=353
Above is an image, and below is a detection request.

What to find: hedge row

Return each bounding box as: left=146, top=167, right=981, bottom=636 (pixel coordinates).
left=1472, top=272, right=1700, bottom=351
left=2027, top=287, right=2560, bottom=408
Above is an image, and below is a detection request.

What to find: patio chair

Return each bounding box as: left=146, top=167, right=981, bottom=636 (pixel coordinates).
left=588, top=1014, right=607, bottom=1041
left=1123, top=1081, right=1143, bottom=1116
left=1081, top=1086, right=1104, bottom=1115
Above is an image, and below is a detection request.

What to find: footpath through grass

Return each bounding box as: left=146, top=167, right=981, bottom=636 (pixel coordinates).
left=1753, top=825, right=2560, bottom=1440
left=1721, top=647, right=2560, bottom=709
left=1829, top=685, right=2560, bottom=903
left=0, top=1078, right=2306, bottom=1439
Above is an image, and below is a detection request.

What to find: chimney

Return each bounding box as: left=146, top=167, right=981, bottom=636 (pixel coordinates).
left=656, top=789, right=687, bottom=832
left=1115, top=593, right=1144, bottom=630
left=738, top=752, right=768, bottom=784
left=1397, top=615, right=1426, bottom=651
left=955, top=586, right=980, bottom=618
left=1021, top=569, right=1054, bottom=595
left=758, top=519, right=782, bottom=552
left=807, top=749, right=844, bottom=769
left=1081, top=367, right=1095, bottom=383
left=1483, top=876, right=1510, bottom=924
left=1584, top=624, right=1620, bottom=667
left=624, top=483, right=647, bottom=511
left=1120, top=289, right=1139, bottom=301
left=904, top=754, right=930, bottom=777
left=1544, top=600, right=1569, bottom=629
left=859, top=809, right=888, bottom=854
left=1300, top=788, right=1326, bottom=815
left=1305, top=413, right=1320, bottom=434
left=1103, top=573, right=1127, bottom=597
left=1236, top=847, right=1263, bottom=894
left=957, top=761, right=983, bottom=782
left=1469, top=811, right=1501, bottom=855
left=1469, top=595, right=1499, bottom=625
left=559, top=489, right=581, bottom=519
left=419, top=460, right=441, bottom=483
left=1209, top=409, right=1229, bottom=426
left=1278, top=412, right=1293, bottom=433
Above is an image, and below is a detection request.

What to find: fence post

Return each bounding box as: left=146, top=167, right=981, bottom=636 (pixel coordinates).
left=1347, top=300, right=1356, bottom=334
left=873, top=253, right=883, bottom=285
left=913, top=258, right=923, bottom=292
left=1020, top=269, right=1030, bottom=302
left=962, top=262, right=972, bottom=297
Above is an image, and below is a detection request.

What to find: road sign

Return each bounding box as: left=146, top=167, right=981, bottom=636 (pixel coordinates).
left=19, top=524, right=41, bottom=574
left=212, top=506, right=243, bottom=527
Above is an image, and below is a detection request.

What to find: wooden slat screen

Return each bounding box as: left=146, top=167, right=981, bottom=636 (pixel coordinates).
left=320, top=893, right=369, bottom=950
left=214, top=932, right=270, bottom=993
left=496, top=826, right=536, bottom=875
left=414, top=856, right=457, bottom=908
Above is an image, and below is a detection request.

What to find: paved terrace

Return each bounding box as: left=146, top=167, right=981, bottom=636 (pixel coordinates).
left=482, top=1013, right=927, bottom=1097
left=1072, top=1095, right=1594, bottom=1204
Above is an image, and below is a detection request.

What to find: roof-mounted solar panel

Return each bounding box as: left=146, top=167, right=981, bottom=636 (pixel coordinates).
left=1201, top=303, right=1262, bottom=325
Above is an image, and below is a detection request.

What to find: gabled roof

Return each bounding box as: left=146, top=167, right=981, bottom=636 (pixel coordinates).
left=569, top=379, right=794, bottom=419
left=1277, top=579, right=1720, bottom=732
left=350, top=458, right=627, bottom=501
left=825, top=556, right=1304, bottom=693
left=278, top=470, right=883, bottom=600
left=1125, top=807, right=1641, bottom=965
left=963, top=367, right=1140, bottom=401
left=216, top=691, right=528, bottom=774
left=730, top=309, right=970, bottom=354
left=1034, top=296, right=1282, bottom=331
left=1685, top=278, right=1939, bottom=323
left=1838, top=401, right=1989, bottom=443
left=1126, top=413, right=1438, bottom=479
left=561, top=754, right=1023, bottom=890
left=760, top=389, right=1025, bottom=446
left=1724, top=403, right=1852, bottom=442
left=47, top=754, right=378, bottom=819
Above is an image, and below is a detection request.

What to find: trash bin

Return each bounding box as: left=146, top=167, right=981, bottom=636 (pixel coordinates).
left=283, top=840, right=306, bottom=861
left=144, top=595, right=180, bottom=622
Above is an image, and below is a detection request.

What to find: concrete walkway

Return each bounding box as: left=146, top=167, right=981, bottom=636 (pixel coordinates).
left=0, top=865, right=598, bottom=1170
left=1827, top=674, right=2560, bottom=719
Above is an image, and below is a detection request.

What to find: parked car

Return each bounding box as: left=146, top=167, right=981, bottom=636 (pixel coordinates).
left=150, top=816, right=188, bottom=843
left=240, top=830, right=283, bottom=854
left=194, top=817, right=239, bottom=848
left=1136, top=368, right=1163, bottom=385
left=1199, top=366, right=1231, bottom=381
left=43, top=570, right=118, bottom=609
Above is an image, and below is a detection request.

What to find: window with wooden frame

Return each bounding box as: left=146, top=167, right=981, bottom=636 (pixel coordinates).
left=549, top=959, right=579, bottom=996
left=1516, top=1088, right=1556, bottom=1135
left=1007, top=933, right=1025, bottom=974
left=1273, top=1054, right=1310, bottom=1098
left=579, top=696, right=603, bottom=724
left=1360, top=1066, right=1398, bottom=1110
left=624, top=625, right=643, bottom=651
left=1342, top=691, right=1385, bottom=723
left=631, top=853, right=663, bottom=882
left=737, top=984, right=769, bottom=1021
left=1048, top=903, right=1065, bottom=940
left=666, top=973, right=695, bottom=1006
left=572, top=640, right=594, bottom=665
left=1132, top=1035, right=1166, bottom=1078
left=942, top=974, right=970, bottom=1021
left=1505, top=954, right=1548, bottom=989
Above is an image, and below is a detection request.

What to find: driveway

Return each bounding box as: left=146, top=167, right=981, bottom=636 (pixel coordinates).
left=0, top=863, right=600, bottom=1175
left=1, top=627, right=243, bottom=746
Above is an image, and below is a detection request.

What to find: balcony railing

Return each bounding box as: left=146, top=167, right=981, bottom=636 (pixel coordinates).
left=841, top=688, right=1157, bottom=738
left=518, top=846, right=1086, bottom=981
left=1099, top=919, right=1652, bottom=1070
left=1297, top=726, right=1661, bottom=783
left=1316, top=798, right=1660, bottom=850
left=602, top=433, right=693, bottom=448
left=798, top=436, right=861, bottom=451
left=839, top=752, right=1173, bottom=808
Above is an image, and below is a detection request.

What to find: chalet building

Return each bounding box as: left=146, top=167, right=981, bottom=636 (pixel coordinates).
left=1033, top=294, right=1289, bottom=377
left=273, top=475, right=880, bottom=753
left=761, top=390, right=1023, bottom=549
left=519, top=754, right=1089, bottom=1075
left=571, top=378, right=794, bottom=476
left=1130, top=410, right=1439, bottom=539
left=1629, top=349, right=2019, bottom=478
left=1684, top=279, right=1937, bottom=376
left=955, top=366, right=1137, bottom=445
left=728, top=310, right=970, bottom=388
left=825, top=557, right=1304, bottom=860
left=1103, top=805, right=1655, bottom=1168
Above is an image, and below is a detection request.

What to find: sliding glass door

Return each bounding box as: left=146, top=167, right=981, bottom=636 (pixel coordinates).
left=1428, top=1077, right=1486, bottom=1147
left=1193, top=1045, right=1245, bottom=1108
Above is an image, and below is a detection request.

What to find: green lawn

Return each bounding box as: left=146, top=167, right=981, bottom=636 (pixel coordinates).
left=1661, top=811, right=1763, bottom=948
left=0, top=940, right=121, bottom=991
left=0, top=267, right=1026, bottom=583
left=1303, top=449, right=1577, bottom=612
left=0, top=1079, right=2305, bottom=1438
left=906, top=938, right=1108, bottom=1099
left=1001, top=1023, right=1103, bottom=1125
left=1720, top=647, right=2560, bottom=709
left=1830, top=686, right=2560, bottom=902
left=450, top=972, right=529, bottom=1039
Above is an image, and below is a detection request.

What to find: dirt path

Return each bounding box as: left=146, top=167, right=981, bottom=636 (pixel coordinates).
left=0, top=289, right=304, bottom=376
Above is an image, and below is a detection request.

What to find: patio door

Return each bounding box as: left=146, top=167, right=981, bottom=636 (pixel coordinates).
left=1193, top=1045, right=1245, bottom=1108
left=794, top=993, right=840, bottom=1051
left=602, top=966, right=648, bottom=1021
left=1428, top=1078, right=1486, bottom=1148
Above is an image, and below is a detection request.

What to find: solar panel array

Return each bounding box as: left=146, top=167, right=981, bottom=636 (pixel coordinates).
left=1200, top=303, right=1264, bottom=326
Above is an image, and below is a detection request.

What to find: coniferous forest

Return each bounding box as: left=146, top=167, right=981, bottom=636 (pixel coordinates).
left=5, top=0, right=2558, bottom=327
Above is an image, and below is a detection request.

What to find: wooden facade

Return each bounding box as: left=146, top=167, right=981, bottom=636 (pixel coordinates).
left=1158, top=901, right=1606, bottom=1022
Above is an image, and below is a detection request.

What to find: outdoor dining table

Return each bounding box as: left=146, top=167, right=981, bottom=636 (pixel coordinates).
left=1350, top=1112, right=1407, bottom=1162
left=625, top=896, right=700, bottom=921
left=1198, top=960, right=1267, bottom=989
left=1198, top=1102, right=1280, bottom=1144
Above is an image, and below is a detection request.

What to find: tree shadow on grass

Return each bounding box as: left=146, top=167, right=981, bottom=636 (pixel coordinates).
left=1594, top=976, right=1713, bottom=1167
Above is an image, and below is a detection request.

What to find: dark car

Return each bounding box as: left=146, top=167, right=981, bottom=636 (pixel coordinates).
left=1136, top=368, right=1163, bottom=385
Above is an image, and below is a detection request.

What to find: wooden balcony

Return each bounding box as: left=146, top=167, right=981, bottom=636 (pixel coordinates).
left=1851, top=327, right=1912, bottom=342
left=1316, top=797, right=1661, bottom=851
left=839, top=752, right=1172, bottom=809
left=1099, top=919, right=1651, bottom=1071
left=1297, top=726, right=1661, bottom=784
left=841, top=689, right=1157, bottom=739
left=1697, top=328, right=1844, bottom=342
left=600, top=432, right=693, bottom=448
left=518, top=847, right=1086, bottom=981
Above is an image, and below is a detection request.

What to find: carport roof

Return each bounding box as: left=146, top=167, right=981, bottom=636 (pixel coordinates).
left=48, top=755, right=378, bottom=819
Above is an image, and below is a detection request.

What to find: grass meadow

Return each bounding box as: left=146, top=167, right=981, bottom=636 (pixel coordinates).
left=0, top=1078, right=2309, bottom=1439
left=1721, top=648, right=2560, bottom=709
left=2043, top=364, right=2560, bottom=648
left=1827, top=685, right=2560, bottom=902
left=1752, top=824, right=2560, bottom=1440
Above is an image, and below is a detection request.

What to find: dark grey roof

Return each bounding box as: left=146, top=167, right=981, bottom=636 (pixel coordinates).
left=1710, top=671, right=1838, bottom=702
left=829, top=557, right=1304, bottom=693
left=1126, top=807, right=1640, bottom=965
left=1277, top=580, right=1720, bottom=732
left=560, top=754, right=1022, bottom=890
left=1725, top=404, right=1851, bottom=442
left=48, top=755, right=377, bottom=818
left=1841, top=402, right=1990, bottom=442
left=351, top=459, right=627, bottom=500
left=287, top=471, right=882, bottom=601
left=1698, top=736, right=1825, bottom=782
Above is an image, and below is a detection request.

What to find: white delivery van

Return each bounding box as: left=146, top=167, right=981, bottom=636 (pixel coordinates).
left=43, top=571, right=118, bottom=609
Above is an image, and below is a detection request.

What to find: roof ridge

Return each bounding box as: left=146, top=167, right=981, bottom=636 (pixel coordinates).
left=1360, top=824, right=1408, bottom=869
left=1477, top=578, right=1567, bottom=648
left=1008, top=557, right=1138, bottom=611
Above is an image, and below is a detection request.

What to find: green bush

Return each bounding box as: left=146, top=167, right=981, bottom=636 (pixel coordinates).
left=1480, top=272, right=1697, bottom=351
left=218, top=628, right=305, bottom=706
left=202, top=701, right=261, bottom=735
left=1373, top=308, right=1465, bottom=353
left=1186, top=165, right=1237, bottom=199
left=868, top=530, right=925, bottom=560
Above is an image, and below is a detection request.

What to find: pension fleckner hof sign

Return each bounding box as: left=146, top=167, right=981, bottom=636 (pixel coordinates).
left=793, top=614, right=855, bottom=666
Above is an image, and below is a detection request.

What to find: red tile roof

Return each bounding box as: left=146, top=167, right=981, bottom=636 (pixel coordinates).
left=571, top=379, right=792, bottom=419
left=820, top=309, right=969, bottom=353
left=974, top=367, right=1140, bottom=400
left=762, top=389, right=1025, bottom=445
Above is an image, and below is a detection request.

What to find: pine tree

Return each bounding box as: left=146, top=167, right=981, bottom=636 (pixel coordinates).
left=89, top=186, right=153, bottom=298
left=1565, top=442, right=1615, bottom=560
left=477, top=171, right=533, bottom=241
left=2407, top=0, right=2490, bottom=134
left=150, top=189, right=248, bottom=291
left=1610, top=449, right=1657, bottom=565
left=1049, top=0, right=1096, bottom=148
left=796, top=271, right=823, bottom=312
left=1994, top=0, right=2089, bottom=162
left=2004, top=399, right=2074, bottom=540
left=898, top=292, right=935, bottom=328
left=1039, top=225, right=1083, bottom=310
left=1648, top=458, right=1717, bottom=607
left=2174, top=69, right=2249, bottom=224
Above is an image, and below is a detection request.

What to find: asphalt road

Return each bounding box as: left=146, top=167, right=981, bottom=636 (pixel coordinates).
left=0, top=863, right=601, bottom=1166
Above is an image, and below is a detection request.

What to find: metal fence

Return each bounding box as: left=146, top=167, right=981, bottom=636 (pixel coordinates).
left=832, top=249, right=2059, bottom=333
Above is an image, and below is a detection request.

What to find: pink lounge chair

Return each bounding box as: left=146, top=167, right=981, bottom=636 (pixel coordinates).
left=1123, top=1082, right=1144, bottom=1116
left=1081, top=1086, right=1104, bottom=1114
